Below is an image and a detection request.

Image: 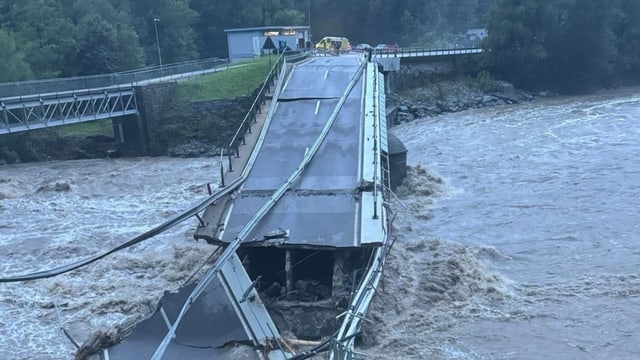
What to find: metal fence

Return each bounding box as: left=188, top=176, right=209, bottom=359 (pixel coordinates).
left=372, top=46, right=484, bottom=58
left=350, top=46, right=484, bottom=58
left=0, top=58, right=228, bottom=99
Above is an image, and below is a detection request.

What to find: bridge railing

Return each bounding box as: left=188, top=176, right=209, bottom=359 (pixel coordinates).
left=0, top=58, right=228, bottom=99
left=354, top=46, right=483, bottom=58
left=226, top=51, right=310, bottom=171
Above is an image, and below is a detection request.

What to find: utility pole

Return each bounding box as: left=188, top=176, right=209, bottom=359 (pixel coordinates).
left=153, top=17, right=163, bottom=77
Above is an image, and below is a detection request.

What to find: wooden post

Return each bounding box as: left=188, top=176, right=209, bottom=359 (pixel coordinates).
left=285, top=250, right=293, bottom=299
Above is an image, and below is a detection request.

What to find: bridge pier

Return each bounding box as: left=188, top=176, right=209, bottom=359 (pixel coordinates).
left=112, top=113, right=149, bottom=153
left=106, top=83, right=177, bottom=155
left=133, top=83, right=177, bottom=155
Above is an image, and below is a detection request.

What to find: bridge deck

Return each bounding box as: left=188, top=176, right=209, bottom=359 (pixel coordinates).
left=217, top=56, right=378, bottom=248
left=106, top=279, right=259, bottom=359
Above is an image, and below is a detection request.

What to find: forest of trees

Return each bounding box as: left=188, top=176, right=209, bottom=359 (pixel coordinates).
left=0, top=0, right=491, bottom=81
left=485, top=0, right=640, bottom=92
left=1, top=0, right=639, bottom=93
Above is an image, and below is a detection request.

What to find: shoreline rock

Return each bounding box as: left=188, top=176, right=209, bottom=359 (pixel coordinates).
left=167, top=140, right=219, bottom=158
left=386, top=79, right=551, bottom=125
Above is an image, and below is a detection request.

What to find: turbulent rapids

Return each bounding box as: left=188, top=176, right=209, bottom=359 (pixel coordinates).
left=2, top=84, right=640, bottom=359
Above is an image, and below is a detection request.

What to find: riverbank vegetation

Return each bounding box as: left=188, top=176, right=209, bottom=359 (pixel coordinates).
left=0, top=123, right=114, bottom=164
left=485, top=0, right=640, bottom=93
left=174, top=57, right=271, bottom=102
left=149, top=56, right=272, bottom=156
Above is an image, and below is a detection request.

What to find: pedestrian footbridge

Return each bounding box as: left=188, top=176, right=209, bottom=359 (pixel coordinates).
left=0, top=58, right=228, bottom=136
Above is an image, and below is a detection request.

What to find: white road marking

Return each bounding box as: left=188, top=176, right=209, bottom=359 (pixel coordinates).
left=315, top=100, right=321, bottom=115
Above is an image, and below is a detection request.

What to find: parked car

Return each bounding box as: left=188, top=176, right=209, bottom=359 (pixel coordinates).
left=354, top=43, right=372, bottom=51
left=374, top=43, right=400, bottom=53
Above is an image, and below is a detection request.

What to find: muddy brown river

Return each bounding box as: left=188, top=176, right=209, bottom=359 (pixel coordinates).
left=1, top=88, right=639, bottom=359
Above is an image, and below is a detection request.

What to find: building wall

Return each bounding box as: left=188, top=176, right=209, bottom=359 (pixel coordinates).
left=227, top=31, right=262, bottom=62
left=227, top=28, right=309, bottom=62
left=265, top=34, right=304, bottom=51
left=466, top=28, right=487, bottom=40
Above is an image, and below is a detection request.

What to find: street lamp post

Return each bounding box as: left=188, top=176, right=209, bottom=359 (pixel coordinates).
left=153, top=17, right=163, bottom=77
left=307, top=0, right=312, bottom=48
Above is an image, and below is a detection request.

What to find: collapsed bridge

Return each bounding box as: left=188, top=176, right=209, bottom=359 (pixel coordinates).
left=88, top=52, right=402, bottom=360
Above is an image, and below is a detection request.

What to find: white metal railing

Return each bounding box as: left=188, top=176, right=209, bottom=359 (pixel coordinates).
left=331, top=61, right=391, bottom=360
left=365, top=46, right=484, bottom=58
left=0, top=58, right=228, bottom=99
left=0, top=88, right=138, bottom=134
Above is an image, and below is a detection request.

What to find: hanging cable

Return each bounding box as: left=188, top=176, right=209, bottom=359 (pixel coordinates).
left=0, top=178, right=243, bottom=283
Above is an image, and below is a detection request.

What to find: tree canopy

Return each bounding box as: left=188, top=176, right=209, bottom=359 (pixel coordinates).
left=0, top=0, right=492, bottom=81
left=1, top=0, right=639, bottom=92
left=485, top=0, right=640, bottom=92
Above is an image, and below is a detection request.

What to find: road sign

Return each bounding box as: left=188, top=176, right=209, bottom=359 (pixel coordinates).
left=262, top=36, right=276, bottom=50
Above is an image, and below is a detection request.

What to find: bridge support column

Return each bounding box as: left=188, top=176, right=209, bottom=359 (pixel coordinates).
left=133, top=83, right=177, bottom=155
left=112, top=113, right=149, bottom=153
left=331, top=250, right=349, bottom=300
left=383, top=71, right=393, bottom=94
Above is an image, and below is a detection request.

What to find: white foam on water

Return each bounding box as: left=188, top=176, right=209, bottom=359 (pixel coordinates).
left=362, top=87, right=640, bottom=359
left=0, top=157, right=220, bottom=359
left=2, top=87, right=640, bottom=359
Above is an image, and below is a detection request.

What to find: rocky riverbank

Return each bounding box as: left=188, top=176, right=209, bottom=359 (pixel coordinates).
left=0, top=132, right=224, bottom=165
left=387, top=78, right=551, bottom=125
left=0, top=133, right=126, bottom=165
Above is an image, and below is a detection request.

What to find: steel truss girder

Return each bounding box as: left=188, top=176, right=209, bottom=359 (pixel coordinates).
left=0, top=89, right=138, bottom=134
